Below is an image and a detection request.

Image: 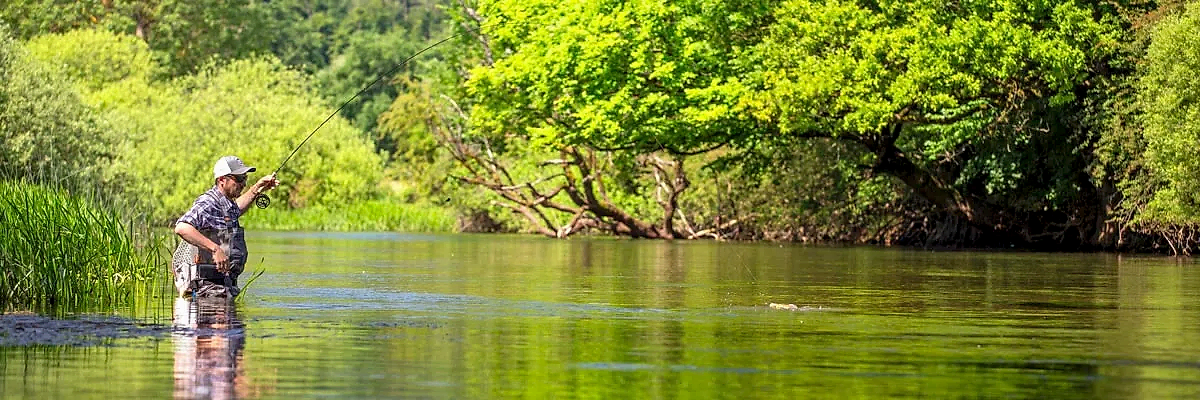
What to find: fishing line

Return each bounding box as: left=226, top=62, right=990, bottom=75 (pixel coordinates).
left=254, top=29, right=474, bottom=209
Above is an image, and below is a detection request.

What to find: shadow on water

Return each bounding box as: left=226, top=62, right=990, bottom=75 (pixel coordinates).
left=172, top=297, right=245, bottom=400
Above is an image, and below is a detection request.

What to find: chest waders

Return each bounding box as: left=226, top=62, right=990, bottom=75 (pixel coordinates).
left=172, top=227, right=246, bottom=298
left=172, top=217, right=248, bottom=298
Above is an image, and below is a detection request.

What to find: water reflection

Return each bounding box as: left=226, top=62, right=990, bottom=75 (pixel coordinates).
left=173, top=297, right=246, bottom=400
left=9, top=234, right=1200, bottom=399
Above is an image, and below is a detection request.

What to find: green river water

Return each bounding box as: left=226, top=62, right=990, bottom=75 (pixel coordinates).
left=3, top=231, right=1200, bottom=399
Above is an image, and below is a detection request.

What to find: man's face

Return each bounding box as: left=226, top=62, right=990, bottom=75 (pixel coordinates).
left=218, top=174, right=247, bottom=199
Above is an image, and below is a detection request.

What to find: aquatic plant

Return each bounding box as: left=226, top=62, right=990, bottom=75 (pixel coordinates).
left=233, top=268, right=266, bottom=303
left=0, top=181, right=167, bottom=312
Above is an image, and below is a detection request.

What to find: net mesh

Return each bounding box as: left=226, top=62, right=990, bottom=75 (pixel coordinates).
left=172, top=240, right=197, bottom=268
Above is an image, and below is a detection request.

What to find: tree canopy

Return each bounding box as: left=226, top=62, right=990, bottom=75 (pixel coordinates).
left=460, top=0, right=1124, bottom=244
left=467, top=0, right=761, bottom=153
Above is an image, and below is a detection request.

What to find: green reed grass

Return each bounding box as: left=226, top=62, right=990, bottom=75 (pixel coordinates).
left=0, top=181, right=168, bottom=312
left=245, top=199, right=456, bottom=232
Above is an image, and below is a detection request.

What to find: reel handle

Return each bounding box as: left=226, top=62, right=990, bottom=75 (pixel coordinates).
left=254, top=172, right=278, bottom=209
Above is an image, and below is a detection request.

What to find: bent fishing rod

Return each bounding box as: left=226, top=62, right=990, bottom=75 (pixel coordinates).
left=253, top=30, right=471, bottom=209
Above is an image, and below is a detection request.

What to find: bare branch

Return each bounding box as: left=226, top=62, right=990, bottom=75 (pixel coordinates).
left=687, top=219, right=740, bottom=240
left=498, top=173, right=564, bottom=191
left=557, top=210, right=590, bottom=238
left=493, top=201, right=557, bottom=237
left=456, top=0, right=494, bottom=66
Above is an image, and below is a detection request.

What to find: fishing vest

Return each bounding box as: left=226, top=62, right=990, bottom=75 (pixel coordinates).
left=172, top=191, right=248, bottom=288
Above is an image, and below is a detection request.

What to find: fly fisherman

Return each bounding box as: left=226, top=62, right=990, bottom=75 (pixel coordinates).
left=172, top=156, right=280, bottom=298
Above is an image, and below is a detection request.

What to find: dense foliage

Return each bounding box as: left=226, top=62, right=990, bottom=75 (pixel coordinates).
left=454, top=0, right=1122, bottom=245
left=21, top=30, right=386, bottom=223
left=1140, top=2, right=1200, bottom=224
left=98, top=57, right=385, bottom=222
left=0, top=27, right=117, bottom=188
left=6, top=0, right=1200, bottom=252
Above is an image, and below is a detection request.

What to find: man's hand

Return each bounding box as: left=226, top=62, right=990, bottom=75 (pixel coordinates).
left=176, top=222, right=227, bottom=270
left=256, top=173, right=280, bottom=193
left=213, top=246, right=231, bottom=273
left=237, top=173, right=281, bottom=212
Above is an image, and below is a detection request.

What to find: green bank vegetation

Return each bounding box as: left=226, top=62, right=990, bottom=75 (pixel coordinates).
left=247, top=200, right=456, bottom=232
left=0, top=182, right=165, bottom=312
left=5, top=1, right=1200, bottom=254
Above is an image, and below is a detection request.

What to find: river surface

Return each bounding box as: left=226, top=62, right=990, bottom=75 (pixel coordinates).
left=3, top=232, right=1200, bottom=399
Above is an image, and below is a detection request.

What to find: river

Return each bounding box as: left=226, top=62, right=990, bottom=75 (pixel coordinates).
left=3, top=231, right=1200, bottom=398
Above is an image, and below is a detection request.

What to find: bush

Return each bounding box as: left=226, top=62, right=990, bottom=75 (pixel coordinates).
left=85, top=57, right=386, bottom=223
left=23, top=29, right=159, bottom=92
left=0, top=27, right=117, bottom=189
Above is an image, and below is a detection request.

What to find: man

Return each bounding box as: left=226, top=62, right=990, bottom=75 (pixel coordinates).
left=172, top=156, right=279, bottom=298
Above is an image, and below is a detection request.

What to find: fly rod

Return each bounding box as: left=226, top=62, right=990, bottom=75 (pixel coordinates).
left=254, top=31, right=468, bottom=209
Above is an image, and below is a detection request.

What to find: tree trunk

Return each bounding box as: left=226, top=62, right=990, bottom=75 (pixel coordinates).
left=865, top=124, right=1021, bottom=245
left=864, top=123, right=1118, bottom=249
left=135, top=13, right=152, bottom=42
left=559, top=147, right=678, bottom=239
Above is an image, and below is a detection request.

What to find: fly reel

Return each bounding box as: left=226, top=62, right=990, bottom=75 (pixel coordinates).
left=254, top=194, right=271, bottom=209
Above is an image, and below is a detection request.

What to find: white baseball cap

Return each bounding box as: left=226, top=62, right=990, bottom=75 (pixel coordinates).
left=213, top=155, right=256, bottom=179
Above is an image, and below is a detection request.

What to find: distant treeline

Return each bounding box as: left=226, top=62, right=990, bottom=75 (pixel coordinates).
left=4, top=1, right=1200, bottom=253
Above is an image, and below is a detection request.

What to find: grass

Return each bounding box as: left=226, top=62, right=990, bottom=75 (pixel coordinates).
left=0, top=181, right=168, bottom=313
left=244, top=199, right=457, bottom=232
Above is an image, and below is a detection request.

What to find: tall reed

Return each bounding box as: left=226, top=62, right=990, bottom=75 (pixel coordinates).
left=0, top=181, right=166, bottom=312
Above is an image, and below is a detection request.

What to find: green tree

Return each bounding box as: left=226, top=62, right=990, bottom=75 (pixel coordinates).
left=1135, top=2, right=1200, bottom=251
left=738, top=0, right=1123, bottom=246
left=468, top=0, right=760, bottom=154
left=0, top=28, right=116, bottom=188
left=0, top=0, right=108, bottom=40
left=435, top=0, right=770, bottom=238
left=316, top=29, right=425, bottom=139
left=460, top=0, right=1126, bottom=245
left=81, top=56, right=386, bottom=222
left=264, top=0, right=453, bottom=72
left=23, top=29, right=159, bottom=92
left=123, top=0, right=274, bottom=74
left=3, top=0, right=276, bottom=75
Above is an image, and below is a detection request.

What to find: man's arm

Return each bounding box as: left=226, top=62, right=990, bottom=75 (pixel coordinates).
left=175, top=222, right=229, bottom=272
left=235, top=173, right=280, bottom=212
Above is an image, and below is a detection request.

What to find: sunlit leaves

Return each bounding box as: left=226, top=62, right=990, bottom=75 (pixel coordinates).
left=467, top=0, right=759, bottom=154
left=756, top=0, right=1103, bottom=136
left=439, top=0, right=1139, bottom=242
left=468, top=0, right=1110, bottom=167
left=1139, top=3, right=1200, bottom=224
left=95, top=58, right=386, bottom=220
left=22, top=29, right=386, bottom=221
left=24, top=29, right=159, bottom=92
left=0, top=29, right=114, bottom=187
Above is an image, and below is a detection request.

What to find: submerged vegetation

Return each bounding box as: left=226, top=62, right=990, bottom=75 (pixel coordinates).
left=0, top=181, right=166, bottom=312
